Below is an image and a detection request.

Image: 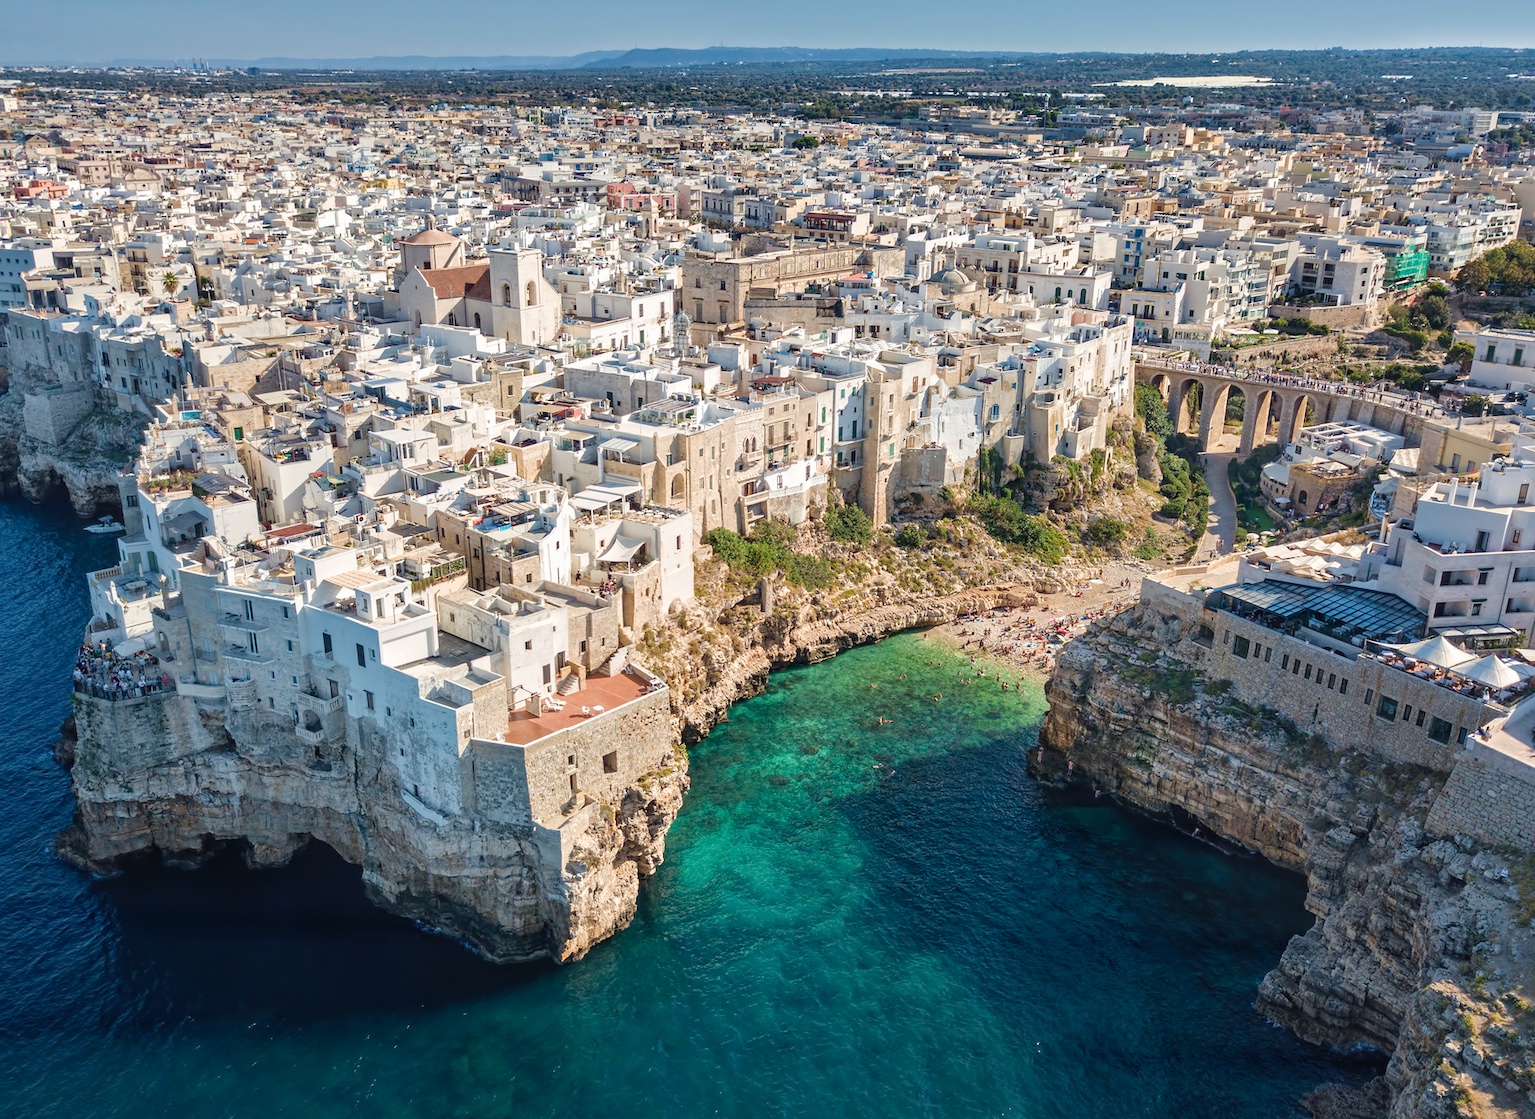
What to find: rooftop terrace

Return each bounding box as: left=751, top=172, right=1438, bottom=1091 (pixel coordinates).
left=503, top=669, right=660, bottom=746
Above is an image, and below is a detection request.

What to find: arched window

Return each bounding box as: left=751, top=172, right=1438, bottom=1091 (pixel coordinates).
left=1080, top=289, right=1088, bottom=303
left=501, top=282, right=512, bottom=305
left=1054, top=287, right=1062, bottom=301
left=526, top=281, right=537, bottom=306
left=447, top=312, right=456, bottom=326
left=1298, top=490, right=1309, bottom=508
left=474, top=313, right=481, bottom=330
left=670, top=475, right=685, bottom=498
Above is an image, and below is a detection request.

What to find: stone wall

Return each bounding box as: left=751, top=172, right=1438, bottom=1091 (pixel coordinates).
left=23, top=383, right=96, bottom=443
left=520, top=687, right=674, bottom=824
left=1426, top=742, right=1535, bottom=850
left=1144, top=580, right=1489, bottom=772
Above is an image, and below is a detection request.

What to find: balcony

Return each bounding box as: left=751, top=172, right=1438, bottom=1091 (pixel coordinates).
left=220, top=612, right=268, bottom=631
left=224, top=643, right=272, bottom=664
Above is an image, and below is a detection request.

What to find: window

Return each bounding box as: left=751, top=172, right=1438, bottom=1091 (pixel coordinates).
left=1416, top=709, right=1427, bottom=728
left=1364, top=688, right=1374, bottom=704
left=1403, top=704, right=1413, bottom=722
left=356, top=643, right=366, bottom=668
left=322, top=632, right=332, bottom=656
left=603, top=751, right=618, bottom=774
left=1291, top=659, right=1300, bottom=675
left=1281, top=654, right=1290, bottom=670
left=364, top=690, right=374, bottom=711
left=1377, top=695, right=1399, bottom=720
left=1429, top=716, right=1453, bottom=744
left=1232, top=635, right=1250, bottom=659
left=1264, top=647, right=1272, bottom=663
left=1304, top=664, right=1312, bottom=680
left=1339, top=678, right=1348, bottom=695
left=1328, top=673, right=1336, bottom=689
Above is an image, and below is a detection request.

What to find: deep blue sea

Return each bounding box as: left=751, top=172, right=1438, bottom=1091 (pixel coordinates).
left=0, top=498, right=1381, bottom=1118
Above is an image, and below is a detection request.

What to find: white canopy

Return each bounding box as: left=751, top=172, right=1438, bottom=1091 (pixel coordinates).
left=597, top=535, right=646, bottom=563
left=1387, top=634, right=1476, bottom=670
left=1458, top=655, right=1524, bottom=689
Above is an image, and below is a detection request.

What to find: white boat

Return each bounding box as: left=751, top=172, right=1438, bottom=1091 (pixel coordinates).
left=84, top=516, right=126, bottom=534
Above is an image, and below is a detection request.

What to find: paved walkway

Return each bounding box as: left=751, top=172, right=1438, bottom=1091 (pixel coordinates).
left=1197, top=450, right=1239, bottom=563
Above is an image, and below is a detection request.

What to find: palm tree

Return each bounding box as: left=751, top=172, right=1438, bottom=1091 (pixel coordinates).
left=161, top=270, right=179, bottom=297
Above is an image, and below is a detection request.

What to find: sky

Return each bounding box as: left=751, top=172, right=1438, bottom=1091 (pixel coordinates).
left=2, top=0, right=1533, bottom=63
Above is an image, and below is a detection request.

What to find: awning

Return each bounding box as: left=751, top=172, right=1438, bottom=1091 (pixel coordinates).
left=1458, top=655, right=1524, bottom=688
left=598, top=536, right=645, bottom=563
left=599, top=438, right=639, bottom=455
left=1385, top=634, right=1475, bottom=670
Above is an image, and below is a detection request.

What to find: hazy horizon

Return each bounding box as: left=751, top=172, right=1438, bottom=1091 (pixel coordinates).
left=3, top=0, right=1533, bottom=66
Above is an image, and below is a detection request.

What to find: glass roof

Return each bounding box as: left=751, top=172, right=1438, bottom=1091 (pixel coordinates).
left=1218, top=580, right=1426, bottom=641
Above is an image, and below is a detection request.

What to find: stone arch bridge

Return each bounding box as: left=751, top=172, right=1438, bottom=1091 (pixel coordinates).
left=1138, top=360, right=1430, bottom=455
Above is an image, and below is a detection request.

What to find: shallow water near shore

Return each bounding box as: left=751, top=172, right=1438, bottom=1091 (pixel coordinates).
left=0, top=498, right=1381, bottom=1118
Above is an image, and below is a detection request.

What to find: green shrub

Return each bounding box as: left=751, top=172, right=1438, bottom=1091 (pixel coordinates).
left=969, top=494, right=1068, bottom=563
left=1081, top=516, right=1131, bottom=549
left=825, top=502, right=873, bottom=544
left=895, top=523, right=926, bottom=548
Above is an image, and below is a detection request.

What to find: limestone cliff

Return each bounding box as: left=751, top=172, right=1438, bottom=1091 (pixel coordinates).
left=1039, top=603, right=1535, bottom=1118
left=58, top=694, right=688, bottom=964
left=0, top=363, right=142, bottom=515
left=671, top=581, right=1037, bottom=740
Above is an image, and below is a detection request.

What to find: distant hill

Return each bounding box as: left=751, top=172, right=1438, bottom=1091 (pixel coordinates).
left=581, top=46, right=1020, bottom=68
left=223, top=52, right=626, bottom=70
left=89, top=46, right=1021, bottom=72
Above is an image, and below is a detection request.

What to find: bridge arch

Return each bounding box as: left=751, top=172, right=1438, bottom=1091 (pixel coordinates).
left=1238, top=388, right=1280, bottom=454
left=1168, top=376, right=1199, bottom=436
left=1278, top=392, right=1319, bottom=446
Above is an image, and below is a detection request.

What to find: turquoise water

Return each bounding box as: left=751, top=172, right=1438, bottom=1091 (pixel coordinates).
left=0, top=498, right=1378, bottom=1118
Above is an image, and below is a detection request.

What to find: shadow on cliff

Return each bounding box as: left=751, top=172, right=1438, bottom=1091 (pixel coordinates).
left=95, top=841, right=547, bottom=1028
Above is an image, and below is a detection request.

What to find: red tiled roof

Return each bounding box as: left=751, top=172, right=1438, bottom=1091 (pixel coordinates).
left=419, top=263, right=490, bottom=301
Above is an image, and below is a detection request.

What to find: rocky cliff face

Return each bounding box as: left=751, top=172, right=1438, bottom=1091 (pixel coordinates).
left=0, top=364, right=142, bottom=515
left=59, top=696, right=688, bottom=964
left=675, top=583, right=1035, bottom=739
left=1039, top=605, right=1535, bottom=1119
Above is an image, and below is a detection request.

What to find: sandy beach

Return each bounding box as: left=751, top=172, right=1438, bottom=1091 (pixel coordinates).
left=922, top=563, right=1146, bottom=683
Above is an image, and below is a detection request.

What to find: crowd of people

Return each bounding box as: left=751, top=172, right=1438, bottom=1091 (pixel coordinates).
left=1151, top=358, right=1453, bottom=420
left=73, top=641, right=173, bottom=700
left=938, top=575, right=1141, bottom=676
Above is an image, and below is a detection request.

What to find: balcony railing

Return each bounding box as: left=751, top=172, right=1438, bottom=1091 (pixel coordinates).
left=225, top=644, right=272, bottom=663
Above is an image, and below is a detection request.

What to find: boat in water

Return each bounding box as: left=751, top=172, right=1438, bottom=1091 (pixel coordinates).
left=84, top=516, right=126, bottom=534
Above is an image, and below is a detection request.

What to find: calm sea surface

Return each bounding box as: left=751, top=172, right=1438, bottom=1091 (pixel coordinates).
left=0, top=498, right=1379, bottom=1118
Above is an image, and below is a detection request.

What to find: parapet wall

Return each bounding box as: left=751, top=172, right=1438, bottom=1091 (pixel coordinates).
left=72, top=691, right=229, bottom=775
left=1426, top=742, right=1535, bottom=849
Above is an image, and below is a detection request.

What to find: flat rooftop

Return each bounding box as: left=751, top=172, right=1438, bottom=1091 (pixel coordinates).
left=503, top=670, right=655, bottom=746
